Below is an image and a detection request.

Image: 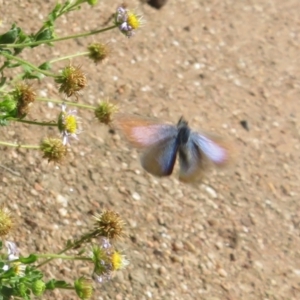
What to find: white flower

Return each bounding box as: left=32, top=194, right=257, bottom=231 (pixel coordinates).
left=92, top=272, right=111, bottom=284
left=114, top=6, right=143, bottom=38
left=3, top=241, right=26, bottom=277
left=5, top=241, right=19, bottom=260
left=58, top=104, right=80, bottom=145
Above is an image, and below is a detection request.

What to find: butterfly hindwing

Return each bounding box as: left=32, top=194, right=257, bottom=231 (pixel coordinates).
left=141, top=136, right=179, bottom=177
left=178, top=132, right=230, bottom=182
left=178, top=139, right=207, bottom=182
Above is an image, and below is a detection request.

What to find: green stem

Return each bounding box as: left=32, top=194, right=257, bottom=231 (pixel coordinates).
left=36, top=97, right=96, bottom=110
left=35, top=0, right=86, bottom=36
left=36, top=230, right=97, bottom=268
left=49, top=51, right=90, bottom=64
left=0, top=52, right=57, bottom=77
left=37, top=254, right=91, bottom=261
left=7, top=117, right=58, bottom=127
left=59, top=286, right=75, bottom=291
left=0, top=141, right=40, bottom=149
left=0, top=25, right=117, bottom=49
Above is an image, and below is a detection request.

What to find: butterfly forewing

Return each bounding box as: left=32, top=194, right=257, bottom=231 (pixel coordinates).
left=114, top=113, right=179, bottom=176
left=190, top=132, right=230, bottom=166
left=114, top=114, right=177, bottom=149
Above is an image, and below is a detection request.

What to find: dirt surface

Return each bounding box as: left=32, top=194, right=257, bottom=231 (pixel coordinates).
left=1, top=0, right=300, bottom=299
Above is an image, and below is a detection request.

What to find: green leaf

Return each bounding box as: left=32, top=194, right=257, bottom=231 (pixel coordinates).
left=0, top=268, right=15, bottom=279
left=0, top=95, right=17, bottom=114
left=77, top=248, right=86, bottom=256
left=6, top=62, right=21, bottom=69
left=45, top=279, right=55, bottom=290
left=13, top=30, right=31, bottom=54
left=66, top=239, right=73, bottom=248
left=15, top=30, right=29, bottom=44
left=38, top=62, right=51, bottom=71
left=48, top=3, right=62, bottom=24
left=15, top=282, right=31, bottom=299
left=0, top=286, right=13, bottom=299
left=18, top=254, right=38, bottom=264
left=0, top=119, right=8, bottom=126
left=88, top=0, right=99, bottom=5
left=45, top=279, right=70, bottom=290
left=0, top=24, right=21, bottom=44
left=21, top=65, right=43, bottom=80
left=22, top=72, right=43, bottom=80
left=35, top=28, right=53, bottom=42
left=24, top=267, right=43, bottom=281
left=0, top=49, right=12, bottom=55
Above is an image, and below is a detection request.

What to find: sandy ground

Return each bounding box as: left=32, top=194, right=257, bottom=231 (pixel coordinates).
left=1, top=0, right=300, bottom=299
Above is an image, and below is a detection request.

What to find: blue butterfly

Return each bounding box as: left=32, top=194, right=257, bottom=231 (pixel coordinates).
left=114, top=114, right=232, bottom=182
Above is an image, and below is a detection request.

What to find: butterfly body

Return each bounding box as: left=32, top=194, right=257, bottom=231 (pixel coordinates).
left=114, top=114, right=232, bottom=182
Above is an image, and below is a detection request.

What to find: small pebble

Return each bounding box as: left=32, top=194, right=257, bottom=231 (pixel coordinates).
left=56, top=194, right=68, bottom=207
left=204, top=185, right=218, bottom=198
left=218, top=268, right=228, bottom=277
left=215, top=241, right=223, bottom=250
left=240, top=120, right=250, bottom=131
left=132, top=192, right=141, bottom=201
left=58, top=208, right=68, bottom=217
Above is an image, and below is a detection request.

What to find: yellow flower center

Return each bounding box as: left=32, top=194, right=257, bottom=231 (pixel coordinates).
left=127, top=11, right=140, bottom=29
left=111, top=251, right=123, bottom=271
left=12, top=262, right=25, bottom=277
left=65, top=114, right=77, bottom=134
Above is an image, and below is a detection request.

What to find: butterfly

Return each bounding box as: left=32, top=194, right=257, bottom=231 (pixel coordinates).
left=114, top=114, right=233, bottom=182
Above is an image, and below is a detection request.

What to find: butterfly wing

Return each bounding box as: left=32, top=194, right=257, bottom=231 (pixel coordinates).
left=179, top=131, right=231, bottom=182
left=113, top=113, right=177, bottom=148
left=141, top=136, right=179, bottom=176
left=114, top=114, right=179, bottom=176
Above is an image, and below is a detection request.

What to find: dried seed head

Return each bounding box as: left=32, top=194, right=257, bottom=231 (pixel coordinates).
left=40, top=138, right=68, bottom=163
left=56, top=65, right=87, bottom=99
left=93, top=210, right=126, bottom=240
left=94, top=100, right=118, bottom=125
left=12, top=83, right=36, bottom=118
left=87, top=42, right=111, bottom=64
left=0, top=207, right=13, bottom=237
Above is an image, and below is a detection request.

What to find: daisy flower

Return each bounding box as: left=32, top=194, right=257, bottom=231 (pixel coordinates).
left=3, top=241, right=26, bottom=277
left=114, top=6, right=143, bottom=38
left=58, top=104, right=80, bottom=145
